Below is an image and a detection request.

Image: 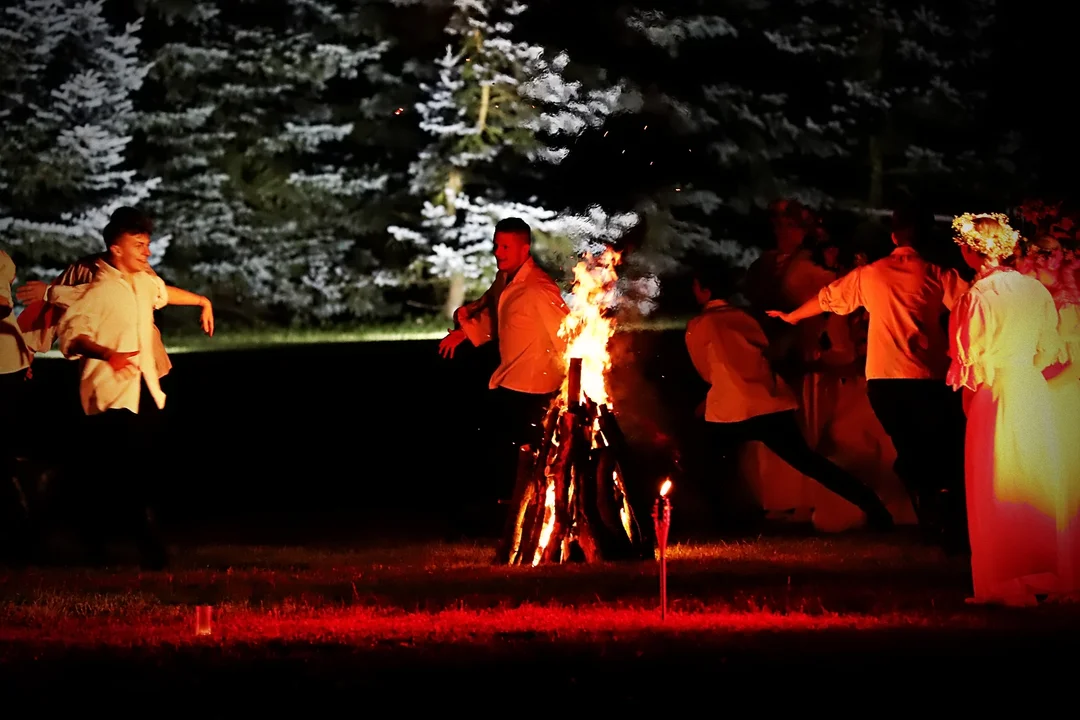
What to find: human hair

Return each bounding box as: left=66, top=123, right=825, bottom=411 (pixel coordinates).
left=891, top=194, right=933, bottom=245
left=494, top=217, right=532, bottom=243
left=769, top=198, right=814, bottom=228
left=693, top=262, right=739, bottom=299
left=952, top=212, right=1021, bottom=262
left=102, top=211, right=152, bottom=250
left=110, top=206, right=153, bottom=234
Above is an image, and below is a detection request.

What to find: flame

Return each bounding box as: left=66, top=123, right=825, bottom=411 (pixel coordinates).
left=559, top=248, right=621, bottom=407
left=659, top=478, right=672, bottom=497
left=525, top=247, right=624, bottom=567
left=532, top=480, right=557, bottom=566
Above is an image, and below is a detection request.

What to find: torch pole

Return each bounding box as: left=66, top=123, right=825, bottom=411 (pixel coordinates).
left=652, top=489, right=671, bottom=620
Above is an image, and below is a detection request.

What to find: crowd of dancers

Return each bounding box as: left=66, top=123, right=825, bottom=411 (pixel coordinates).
left=3, top=199, right=1079, bottom=605
left=736, top=198, right=1079, bottom=606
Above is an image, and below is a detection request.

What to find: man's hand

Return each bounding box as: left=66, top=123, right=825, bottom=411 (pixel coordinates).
left=765, top=309, right=795, bottom=324
left=439, top=328, right=468, bottom=359
left=199, top=300, right=214, bottom=337
left=16, top=280, right=48, bottom=305
left=106, top=350, right=139, bottom=378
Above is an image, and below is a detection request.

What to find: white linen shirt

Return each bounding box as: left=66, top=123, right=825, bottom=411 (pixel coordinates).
left=58, top=260, right=169, bottom=415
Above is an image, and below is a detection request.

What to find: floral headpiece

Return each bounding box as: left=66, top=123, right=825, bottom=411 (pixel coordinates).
left=952, top=212, right=1021, bottom=261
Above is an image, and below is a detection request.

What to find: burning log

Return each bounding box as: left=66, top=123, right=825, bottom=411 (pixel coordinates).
left=497, top=357, right=651, bottom=565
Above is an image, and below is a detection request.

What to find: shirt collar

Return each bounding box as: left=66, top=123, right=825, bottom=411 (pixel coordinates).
left=506, top=256, right=536, bottom=286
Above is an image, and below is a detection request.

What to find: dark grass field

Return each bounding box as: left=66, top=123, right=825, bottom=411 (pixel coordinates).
left=3, top=534, right=1079, bottom=697
left=9, top=338, right=1079, bottom=698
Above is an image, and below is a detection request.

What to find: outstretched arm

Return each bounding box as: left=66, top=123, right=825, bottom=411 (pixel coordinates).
left=767, top=295, right=826, bottom=325
left=769, top=268, right=864, bottom=325
left=166, top=286, right=214, bottom=337
left=439, top=274, right=504, bottom=359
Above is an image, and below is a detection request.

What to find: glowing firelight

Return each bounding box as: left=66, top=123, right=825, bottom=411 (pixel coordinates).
left=659, top=478, right=672, bottom=497
left=558, top=248, right=621, bottom=407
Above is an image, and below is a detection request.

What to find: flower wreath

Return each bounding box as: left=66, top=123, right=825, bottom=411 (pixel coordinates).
left=952, top=212, right=1021, bottom=261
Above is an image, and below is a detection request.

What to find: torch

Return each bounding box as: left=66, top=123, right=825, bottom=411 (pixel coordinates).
left=652, top=478, right=672, bottom=620
left=195, top=605, right=213, bottom=637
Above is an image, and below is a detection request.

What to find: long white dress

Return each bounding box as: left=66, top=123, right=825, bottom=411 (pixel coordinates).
left=948, top=265, right=1068, bottom=603
left=1015, top=248, right=1080, bottom=595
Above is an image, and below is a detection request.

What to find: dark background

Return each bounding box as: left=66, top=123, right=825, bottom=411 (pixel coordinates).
left=23, top=328, right=726, bottom=543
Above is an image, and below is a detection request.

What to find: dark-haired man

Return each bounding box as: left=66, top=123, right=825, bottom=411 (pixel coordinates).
left=15, top=207, right=208, bottom=374
left=55, top=214, right=213, bottom=569
left=688, top=263, right=894, bottom=531
left=767, top=200, right=970, bottom=550
left=439, top=218, right=569, bottom=526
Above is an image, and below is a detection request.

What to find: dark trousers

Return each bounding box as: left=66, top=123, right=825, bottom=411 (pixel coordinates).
left=464, top=387, right=558, bottom=538
left=77, top=380, right=167, bottom=568
left=490, top=387, right=558, bottom=496
left=866, top=378, right=967, bottom=544
left=0, top=368, right=31, bottom=562
left=708, top=410, right=892, bottom=525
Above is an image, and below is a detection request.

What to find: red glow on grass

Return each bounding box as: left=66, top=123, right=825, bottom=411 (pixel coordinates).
left=0, top=604, right=982, bottom=649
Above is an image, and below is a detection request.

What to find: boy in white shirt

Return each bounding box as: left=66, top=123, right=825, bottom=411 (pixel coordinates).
left=57, top=214, right=212, bottom=569
left=687, top=263, right=894, bottom=531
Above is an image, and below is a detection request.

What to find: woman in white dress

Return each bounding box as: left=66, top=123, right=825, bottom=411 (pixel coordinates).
left=742, top=200, right=838, bottom=523
left=1013, top=230, right=1080, bottom=597
left=948, top=213, right=1068, bottom=606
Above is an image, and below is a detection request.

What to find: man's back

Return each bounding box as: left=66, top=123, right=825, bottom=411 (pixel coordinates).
left=686, top=301, right=797, bottom=423
left=820, top=246, right=967, bottom=379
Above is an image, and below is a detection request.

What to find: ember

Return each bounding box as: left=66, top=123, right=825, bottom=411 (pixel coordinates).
left=497, top=249, right=651, bottom=565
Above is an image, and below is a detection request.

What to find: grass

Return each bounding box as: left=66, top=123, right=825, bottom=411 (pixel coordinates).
left=2, top=535, right=1077, bottom=646
left=31, top=315, right=691, bottom=355
left=3, top=535, right=1078, bottom=691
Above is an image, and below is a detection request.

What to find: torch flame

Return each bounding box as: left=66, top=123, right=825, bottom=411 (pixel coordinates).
left=559, top=248, right=621, bottom=407
left=659, top=478, right=672, bottom=497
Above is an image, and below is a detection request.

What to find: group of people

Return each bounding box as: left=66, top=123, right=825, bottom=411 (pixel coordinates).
left=3, top=199, right=1078, bottom=603
left=442, top=202, right=1079, bottom=606
left=1, top=207, right=214, bottom=569
left=756, top=199, right=1079, bottom=605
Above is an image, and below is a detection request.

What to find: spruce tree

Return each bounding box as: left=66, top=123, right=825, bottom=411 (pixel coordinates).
left=0, top=0, right=160, bottom=276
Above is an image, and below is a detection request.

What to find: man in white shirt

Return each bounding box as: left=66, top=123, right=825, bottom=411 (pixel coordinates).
left=688, top=263, right=894, bottom=531
left=1, top=250, right=36, bottom=563
left=767, top=201, right=970, bottom=551
left=57, top=214, right=213, bottom=569
left=15, top=207, right=186, bottom=376
left=439, top=218, right=569, bottom=530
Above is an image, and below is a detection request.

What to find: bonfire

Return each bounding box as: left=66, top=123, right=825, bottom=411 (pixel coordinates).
left=496, top=248, right=651, bottom=566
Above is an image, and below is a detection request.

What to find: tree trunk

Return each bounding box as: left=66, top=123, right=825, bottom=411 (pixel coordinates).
left=476, top=83, right=491, bottom=135
left=444, top=273, right=466, bottom=321
left=441, top=169, right=466, bottom=320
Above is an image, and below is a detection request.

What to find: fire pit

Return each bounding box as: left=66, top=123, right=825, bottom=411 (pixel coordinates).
left=496, top=249, right=651, bottom=566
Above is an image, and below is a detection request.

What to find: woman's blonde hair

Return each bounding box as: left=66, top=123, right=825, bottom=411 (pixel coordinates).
left=951, top=212, right=1021, bottom=261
